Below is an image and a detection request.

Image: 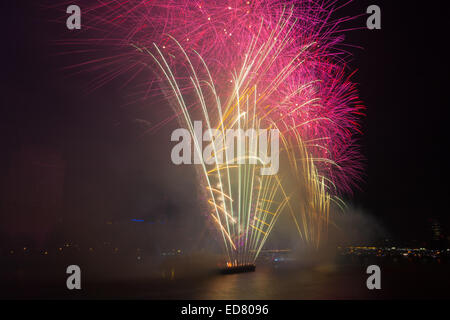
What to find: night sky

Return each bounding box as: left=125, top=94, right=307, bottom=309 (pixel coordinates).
left=0, top=1, right=449, bottom=248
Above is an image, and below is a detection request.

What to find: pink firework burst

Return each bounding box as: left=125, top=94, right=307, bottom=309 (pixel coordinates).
left=57, top=0, right=365, bottom=195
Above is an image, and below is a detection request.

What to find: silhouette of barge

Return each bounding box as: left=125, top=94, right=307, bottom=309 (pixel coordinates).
left=220, top=264, right=256, bottom=274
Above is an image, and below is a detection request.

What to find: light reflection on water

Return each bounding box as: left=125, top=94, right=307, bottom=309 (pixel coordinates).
left=4, top=255, right=449, bottom=299
left=149, top=263, right=369, bottom=299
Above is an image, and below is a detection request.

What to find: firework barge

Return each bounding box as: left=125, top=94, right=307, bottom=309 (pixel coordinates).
left=220, top=264, right=256, bottom=274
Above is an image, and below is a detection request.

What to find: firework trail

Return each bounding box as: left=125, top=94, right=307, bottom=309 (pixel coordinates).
left=59, top=0, right=364, bottom=261
left=144, top=36, right=290, bottom=264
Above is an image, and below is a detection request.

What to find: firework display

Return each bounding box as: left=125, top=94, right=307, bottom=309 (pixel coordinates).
left=4, top=0, right=450, bottom=305
left=63, top=0, right=364, bottom=266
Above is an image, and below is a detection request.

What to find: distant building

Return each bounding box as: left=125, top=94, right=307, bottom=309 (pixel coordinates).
left=430, top=219, right=446, bottom=249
